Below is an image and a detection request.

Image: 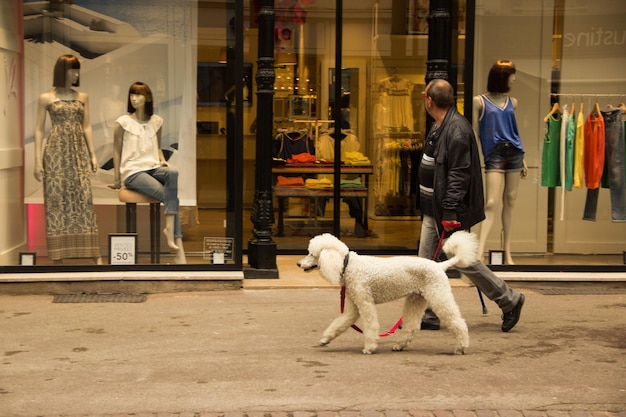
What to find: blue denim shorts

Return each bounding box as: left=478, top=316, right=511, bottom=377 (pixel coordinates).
left=485, top=142, right=524, bottom=173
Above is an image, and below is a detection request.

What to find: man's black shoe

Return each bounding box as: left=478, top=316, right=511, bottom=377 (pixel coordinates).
left=420, top=321, right=441, bottom=331
left=501, top=293, right=525, bottom=332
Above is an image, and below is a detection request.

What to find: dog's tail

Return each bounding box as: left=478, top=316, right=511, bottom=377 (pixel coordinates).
left=439, top=231, right=479, bottom=270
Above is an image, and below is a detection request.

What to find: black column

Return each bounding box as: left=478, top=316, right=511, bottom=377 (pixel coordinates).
left=425, top=0, right=452, bottom=133
left=425, top=0, right=451, bottom=84
left=247, top=0, right=278, bottom=275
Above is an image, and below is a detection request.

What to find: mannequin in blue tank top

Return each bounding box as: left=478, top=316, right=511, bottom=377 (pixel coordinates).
left=472, top=60, right=527, bottom=265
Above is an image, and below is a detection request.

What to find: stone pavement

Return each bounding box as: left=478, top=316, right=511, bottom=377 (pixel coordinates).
left=1, top=267, right=625, bottom=417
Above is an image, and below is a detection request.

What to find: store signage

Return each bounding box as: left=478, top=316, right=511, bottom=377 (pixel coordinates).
left=203, top=237, right=235, bottom=264
left=109, top=234, right=138, bottom=265
left=489, top=250, right=505, bottom=266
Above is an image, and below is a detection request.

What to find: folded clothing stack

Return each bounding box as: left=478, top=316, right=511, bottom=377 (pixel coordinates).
left=276, top=175, right=305, bottom=187
left=305, top=178, right=333, bottom=189
left=343, top=151, right=371, bottom=165
left=340, top=178, right=365, bottom=188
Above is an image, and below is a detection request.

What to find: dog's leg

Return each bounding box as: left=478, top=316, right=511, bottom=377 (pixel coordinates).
left=427, top=286, right=470, bottom=355
left=392, top=293, right=427, bottom=352
left=354, top=299, right=380, bottom=354
left=320, top=299, right=360, bottom=347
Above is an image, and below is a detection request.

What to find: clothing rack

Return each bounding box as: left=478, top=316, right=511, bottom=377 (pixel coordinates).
left=550, top=93, right=625, bottom=98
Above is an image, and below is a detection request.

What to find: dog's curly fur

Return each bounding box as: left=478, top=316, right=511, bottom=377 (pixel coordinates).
left=297, top=231, right=478, bottom=355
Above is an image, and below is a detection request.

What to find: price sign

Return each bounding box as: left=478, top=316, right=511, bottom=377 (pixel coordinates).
left=489, top=250, right=504, bottom=265
left=109, top=234, right=138, bottom=265
left=19, top=252, right=37, bottom=266
left=203, top=237, right=234, bottom=263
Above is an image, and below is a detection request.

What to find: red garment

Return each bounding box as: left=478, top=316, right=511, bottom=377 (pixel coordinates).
left=583, top=110, right=605, bottom=189
left=287, top=152, right=316, bottom=164
left=276, top=175, right=305, bottom=187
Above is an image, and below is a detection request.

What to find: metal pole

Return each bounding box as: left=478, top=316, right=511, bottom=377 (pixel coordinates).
left=333, top=0, right=343, bottom=237
left=247, top=0, right=277, bottom=274
left=425, top=0, right=451, bottom=84
left=425, top=0, right=451, bottom=132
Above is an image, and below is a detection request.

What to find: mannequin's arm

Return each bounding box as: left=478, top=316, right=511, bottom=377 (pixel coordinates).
left=80, top=92, right=98, bottom=173
left=472, top=95, right=485, bottom=162
left=109, top=122, right=124, bottom=189
left=510, top=97, right=527, bottom=178
left=156, top=127, right=168, bottom=166
left=33, top=93, right=48, bottom=182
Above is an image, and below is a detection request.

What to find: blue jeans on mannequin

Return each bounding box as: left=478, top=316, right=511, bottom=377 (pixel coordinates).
left=124, top=166, right=182, bottom=238
left=419, top=215, right=523, bottom=327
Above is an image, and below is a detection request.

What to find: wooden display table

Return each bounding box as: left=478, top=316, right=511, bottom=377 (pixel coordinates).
left=272, top=164, right=373, bottom=236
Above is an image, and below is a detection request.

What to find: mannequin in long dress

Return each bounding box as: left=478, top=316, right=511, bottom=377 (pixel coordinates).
left=109, top=82, right=186, bottom=264
left=34, top=54, right=102, bottom=265
left=472, top=60, right=527, bottom=265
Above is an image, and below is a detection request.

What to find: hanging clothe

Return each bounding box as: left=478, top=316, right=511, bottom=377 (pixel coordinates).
left=272, top=130, right=315, bottom=161
left=582, top=104, right=605, bottom=221
left=541, top=113, right=561, bottom=187
left=317, top=132, right=360, bottom=161
left=564, top=106, right=577, bottom=191
left=558, top=105, right=570, bottom=220
left=373, top=136, right=422, bottom=215
left=378, top=75, right=415, bottom=130
left=584, top=104, right=605, bottom=190
left=599, top=107, right=625, bottom=222
left=573, top=105, right=585, bottom=189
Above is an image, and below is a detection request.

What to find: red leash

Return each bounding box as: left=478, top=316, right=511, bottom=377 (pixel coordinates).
left=340, top=285, right=404, bottom=337
left=338, top=228, right=453, bottom=337
left=433, top=229, right=447, bottom=260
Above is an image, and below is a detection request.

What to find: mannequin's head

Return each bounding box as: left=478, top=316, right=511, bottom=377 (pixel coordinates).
left=487, top=60, right=516, bottom=93
left=53, top=54, right=81, bottom=87
left=126, top=82, right=154, bottom=116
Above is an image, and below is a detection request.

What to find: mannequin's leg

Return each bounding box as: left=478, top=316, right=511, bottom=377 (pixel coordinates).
left=164, top=214, right=179, bottom=250
left=478, top=172, right=505, bottom=260
left=174, top=238, right=186, bottom=264
left=502, top=171, right=522, bottom=265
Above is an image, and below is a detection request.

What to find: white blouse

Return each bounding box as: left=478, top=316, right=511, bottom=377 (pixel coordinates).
left=117, top=114, right=163, bottom=181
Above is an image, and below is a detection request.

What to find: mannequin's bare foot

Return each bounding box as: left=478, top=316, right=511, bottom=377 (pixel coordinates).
left=505, top=254, right=515, bottom=265
left=94, top=257, right=103, bottom=265
left=163, top=227, right=179, bottom=250
left=164, top=215, right=179, bottom=250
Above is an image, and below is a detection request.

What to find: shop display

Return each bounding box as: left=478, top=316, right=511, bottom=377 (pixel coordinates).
left=372, top=70, right=422, bottom=217
left=541, top=96, right=625, bottom=223
left=34, top=54, right=102, bottom=264
left=473, top=60, right=527, bottom=265
left=109, top=82, right=187, bottom=264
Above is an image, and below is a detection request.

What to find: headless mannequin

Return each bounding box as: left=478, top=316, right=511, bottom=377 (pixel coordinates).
left=472, top=74, right=527, bottom=265
left=34, top=67, right=102, bottom=265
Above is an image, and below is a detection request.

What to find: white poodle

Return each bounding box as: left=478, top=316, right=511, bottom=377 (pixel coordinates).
left=297, top=231, right=479, bottom=355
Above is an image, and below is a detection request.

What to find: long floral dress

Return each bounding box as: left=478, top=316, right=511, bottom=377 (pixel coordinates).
left=42, top=100, right=100, bottom=260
